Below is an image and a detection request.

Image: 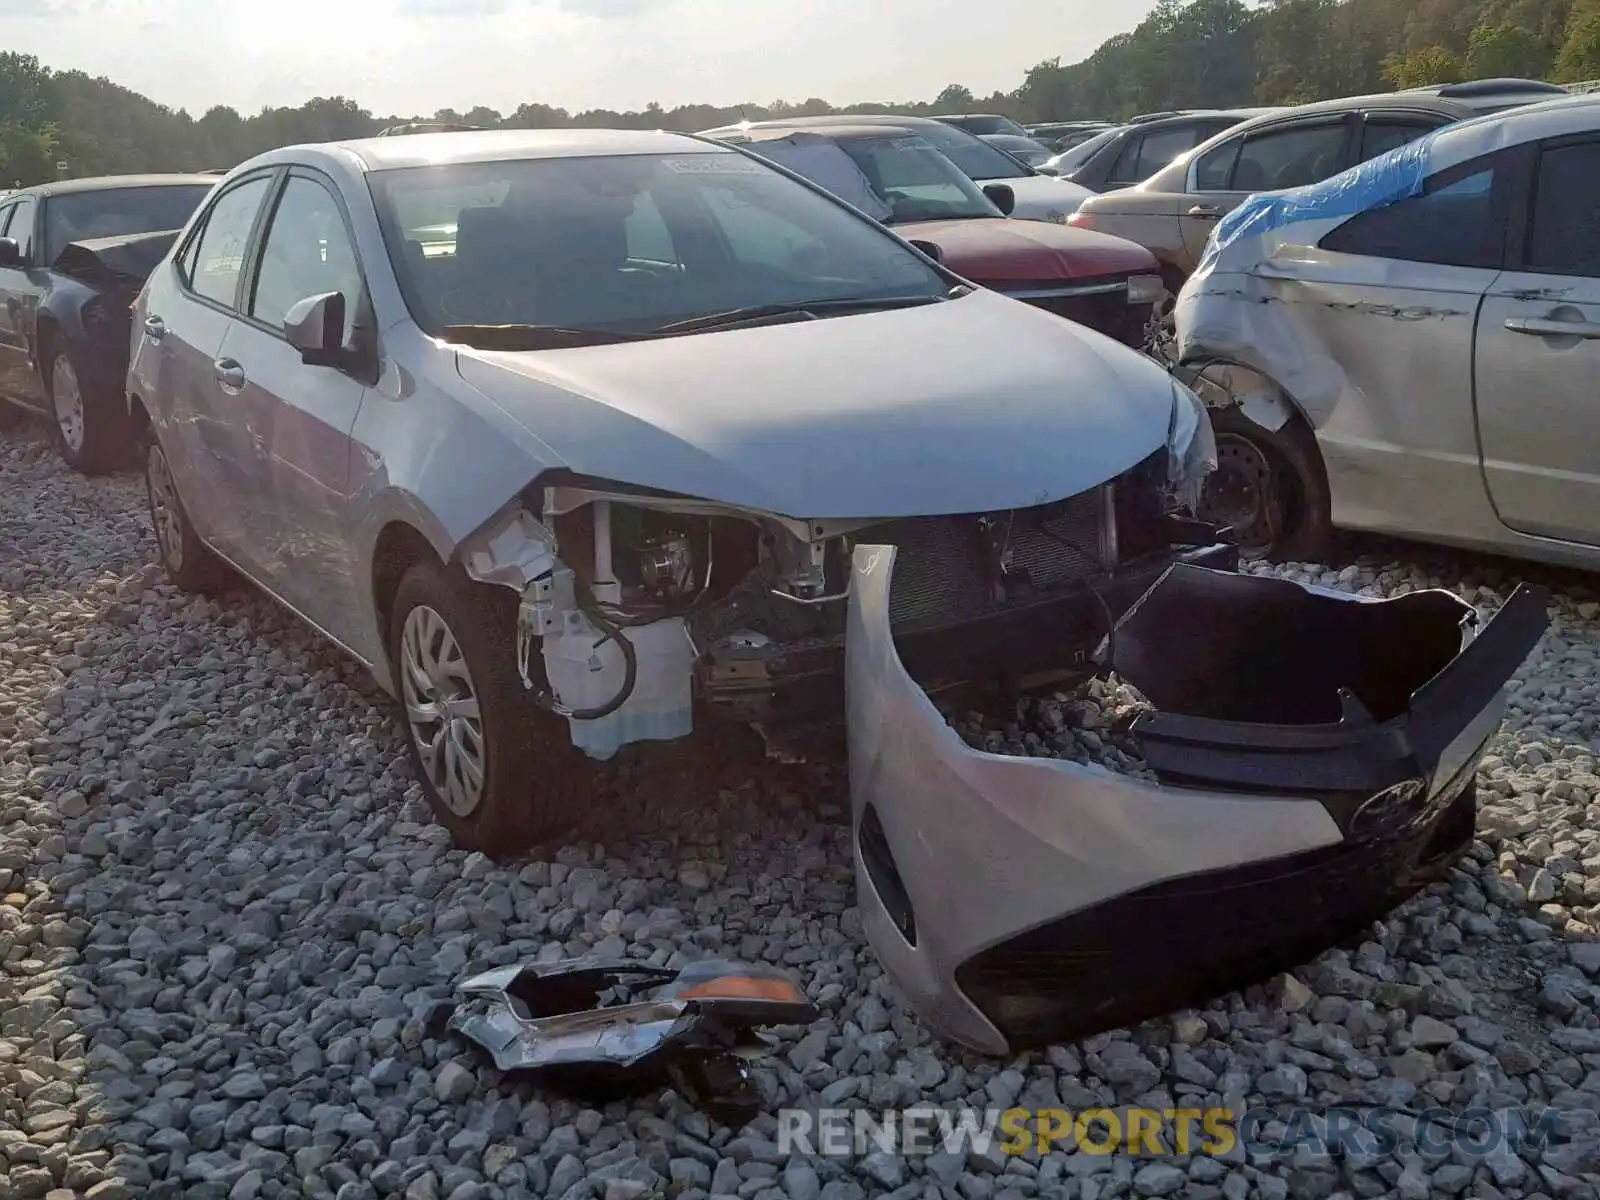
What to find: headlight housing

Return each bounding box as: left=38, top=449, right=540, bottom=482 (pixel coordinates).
left=1166, top=379, right=1217, bottom=513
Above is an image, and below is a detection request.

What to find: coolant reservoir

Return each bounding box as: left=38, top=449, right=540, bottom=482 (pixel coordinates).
left=542, top=616, right=696, bottom=760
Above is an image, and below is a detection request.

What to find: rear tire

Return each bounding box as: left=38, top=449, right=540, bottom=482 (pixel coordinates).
left=388, top=557, right=591, bottom=854
left=144, top=432, right=232, bottom=594
left=46, top=346, right=128, bottom=475
left=1199, top=405, right=1332, bottom=563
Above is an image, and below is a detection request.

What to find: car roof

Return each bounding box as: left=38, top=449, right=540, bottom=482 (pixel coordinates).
left=936, top=113, right=1010, bottom=121
left=739, top=124, right=917, bottom=143
left=3, top=174, right=217, bottom=199
left=243, top=128, right=728, bottom=175
left=703, top=114, right=953, bottom=137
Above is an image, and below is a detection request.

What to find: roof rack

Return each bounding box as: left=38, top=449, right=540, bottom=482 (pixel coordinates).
left=1126, top=110, right=1195, bottom=124
left=1414, top=78, right=1568, bottom=98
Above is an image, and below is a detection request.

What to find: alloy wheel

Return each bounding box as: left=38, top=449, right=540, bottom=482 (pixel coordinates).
left=400, top=604, right=487, bottom=817
left=52, top=356, right=85, bottom=455
left=146, top=442, right=186, bottom=572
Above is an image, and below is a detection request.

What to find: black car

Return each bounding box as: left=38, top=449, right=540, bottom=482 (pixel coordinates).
left=1062, top=109, right=1280, bottom=192
left=0, top=175, right=215, bottom=472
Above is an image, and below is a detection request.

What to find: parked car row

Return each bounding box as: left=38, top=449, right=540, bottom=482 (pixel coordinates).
left=1071, top=78, right=1571, bottom=289
left=0, top=123, right=1554, bottom=1060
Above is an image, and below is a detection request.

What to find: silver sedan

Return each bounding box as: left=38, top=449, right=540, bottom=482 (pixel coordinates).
left=127, top=127, right=1220, bottom=853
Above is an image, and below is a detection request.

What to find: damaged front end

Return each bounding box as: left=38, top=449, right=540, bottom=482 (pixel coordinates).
left=847, top=546, right=1550, bottom=1056
left=437, top=958, right=815, bottom=1124
left=458, top=380, right=1221, bottom=761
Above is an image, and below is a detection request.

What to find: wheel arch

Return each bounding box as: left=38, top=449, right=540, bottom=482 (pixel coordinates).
left=371, top=520, right=447, bottom=650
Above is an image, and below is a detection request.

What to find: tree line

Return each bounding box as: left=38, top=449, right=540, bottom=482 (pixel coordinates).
left=1, top=0, right=1596, bottom=186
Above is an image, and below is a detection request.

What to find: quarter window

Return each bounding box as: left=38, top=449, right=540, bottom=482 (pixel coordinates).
left=1319, top=165, right=1500, bottom=269
left=1527, top=141, right=1600, bottom=278
left=188, top=176, right=271, bottom=307
left=250, top=175, right=364, bottom=340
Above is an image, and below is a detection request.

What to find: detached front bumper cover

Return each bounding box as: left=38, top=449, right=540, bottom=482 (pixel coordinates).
left=438, top=957, right=816, bottom=1124
left=846, top=546, right=1549, bottom=1056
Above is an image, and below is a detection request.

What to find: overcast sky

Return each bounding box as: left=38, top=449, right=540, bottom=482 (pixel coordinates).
left=0, top=0, right=1160, bottom=117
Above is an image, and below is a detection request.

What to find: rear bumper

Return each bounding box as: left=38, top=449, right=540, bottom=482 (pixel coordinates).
left=846, top=546, right=1550, bottom=1055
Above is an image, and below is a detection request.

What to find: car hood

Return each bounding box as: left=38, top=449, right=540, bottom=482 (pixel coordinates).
left=1001, top=174, right=1096, bottom=221
left=451, top=288, right=1176, bottom=520
left=895, top=218, right=1158, bottom=284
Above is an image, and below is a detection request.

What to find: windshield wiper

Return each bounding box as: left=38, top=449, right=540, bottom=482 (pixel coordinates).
left=438, top=324, right=647, bottom=350
left=646, top=294, right=949, bottom=337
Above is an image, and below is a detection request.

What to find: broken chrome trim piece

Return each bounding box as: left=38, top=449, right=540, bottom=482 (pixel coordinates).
left=440, top=956, right=815, bottom=1121
left=845, top=544, right=1549, bottom=1056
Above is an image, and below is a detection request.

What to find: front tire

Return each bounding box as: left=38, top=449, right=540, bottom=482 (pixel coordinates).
left=388, top=557, right=590, bottom=854
left=47, top=347, right=127, bottom=475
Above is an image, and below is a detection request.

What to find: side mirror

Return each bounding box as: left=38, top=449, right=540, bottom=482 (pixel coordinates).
left=982, top=183, right=1016, bottom=216
left=284, top=291, right=351, bottom=367
left=907, top=239, right=944, bottom=264
left=0, top=238, right=20, bottom=268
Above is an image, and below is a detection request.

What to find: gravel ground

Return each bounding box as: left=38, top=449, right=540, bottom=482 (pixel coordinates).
left=5, top=421, right=1600, bottom=1200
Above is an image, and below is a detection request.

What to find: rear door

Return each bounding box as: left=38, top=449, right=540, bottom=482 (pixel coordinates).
left=221, top=167, right=374, bottom=630
left=146, top=171, right=278, bottom=564
left=1178, top=114, right=1358, bottom=271
left=1475, top=135, right=1600, bottom=547
left=0, top=197, right=44, bottom=408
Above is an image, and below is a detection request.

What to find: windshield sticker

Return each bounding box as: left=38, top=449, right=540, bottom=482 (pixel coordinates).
left=662, top=156, right=764, bottom=174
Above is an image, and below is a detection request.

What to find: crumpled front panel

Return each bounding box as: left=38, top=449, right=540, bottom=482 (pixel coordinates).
left=844, top=544, right=1343, bottom=1055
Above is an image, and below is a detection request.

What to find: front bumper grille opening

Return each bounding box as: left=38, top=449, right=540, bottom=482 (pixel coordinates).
left=858, top=803, right=917, bottom=947
left=872, top=489, right=1109, bottom=630
left=1024, top=292, right=1154, bottom=347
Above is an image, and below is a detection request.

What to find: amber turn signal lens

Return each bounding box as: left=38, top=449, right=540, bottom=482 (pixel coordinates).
left=680, top=976, right=804, bottom=1002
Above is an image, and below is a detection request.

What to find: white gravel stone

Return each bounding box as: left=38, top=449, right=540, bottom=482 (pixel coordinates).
left=7, top=423, right=1600, bottom=1198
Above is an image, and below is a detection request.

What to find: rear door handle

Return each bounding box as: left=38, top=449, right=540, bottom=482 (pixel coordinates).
left=1505, top=316, right=1600, bottom=339
left=143, top=316, right=166, bottom=341
left=213, top=358, right=246, bottom=391
left=1188, top=204, right=1223, bottom=219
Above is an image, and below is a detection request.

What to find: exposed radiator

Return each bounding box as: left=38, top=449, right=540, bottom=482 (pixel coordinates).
left=862, top=489, right=1109, bottom=629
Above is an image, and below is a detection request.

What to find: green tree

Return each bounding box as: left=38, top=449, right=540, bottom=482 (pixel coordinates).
left=1383, top=44, right=1464, bottom=88
left=1556, top=0, right=1600, bottom=81
left=0, top=122, right=55, bottom=186
left=1465, top=22, right=1551, bottom=78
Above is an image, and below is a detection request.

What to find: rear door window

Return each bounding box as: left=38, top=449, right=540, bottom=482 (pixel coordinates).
left=187, top=176, right=273, bottom=308
left=1229, top=121, right=1352, bottom=192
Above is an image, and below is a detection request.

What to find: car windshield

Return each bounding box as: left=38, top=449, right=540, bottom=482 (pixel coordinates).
left=906, top=123, right=1033, bottom=181
left=708, top=133, right=1011, bottom=224
left=369, top=151, right=952, bottom=339
left=44, top=184, right=213, bottom=263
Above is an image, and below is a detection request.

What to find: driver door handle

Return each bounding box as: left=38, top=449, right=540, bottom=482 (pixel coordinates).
left=1505, top=316, right=1600, bottom=339
left=213, top=358, right=246, bottom=391
left=1188, top=204, right=1223, bottom=220
left=143, top=316, right=166, bottom=341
